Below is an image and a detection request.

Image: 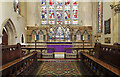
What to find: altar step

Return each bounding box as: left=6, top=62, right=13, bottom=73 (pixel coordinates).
left=54, top=52, right=65, bottom=58
left=38, top=58, right=80, bottom=62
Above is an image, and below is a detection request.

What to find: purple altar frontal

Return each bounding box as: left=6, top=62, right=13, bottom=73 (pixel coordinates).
left=47, top=45, right=72, bottom=53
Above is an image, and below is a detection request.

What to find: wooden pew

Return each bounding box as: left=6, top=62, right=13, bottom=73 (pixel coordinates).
left=94, top=43, right=120, bottom=69
left=2, top=43, right=22, bottom=65
left=0, top=51, right=37, bottom=77
left=81, top=52, right=120, bottom=77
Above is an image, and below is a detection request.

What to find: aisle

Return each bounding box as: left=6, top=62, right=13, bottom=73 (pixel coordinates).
left=36, top=61, right=81, bottom=77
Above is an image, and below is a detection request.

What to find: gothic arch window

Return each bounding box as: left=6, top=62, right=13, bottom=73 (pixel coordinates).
left=49, top=0, right=55, bottom=24
left=76, top=30, right=81, bottom=40
left=56, top=0, right=63, bottom=24
left=41, top=0, right=47, bottom=24
left=64, top=0, right=71, bottom=24
left=40, top=0, right=79, bottom=25
left=14, top=0, right=20, bottom=14
left=72, top=0, right=79, bottom=24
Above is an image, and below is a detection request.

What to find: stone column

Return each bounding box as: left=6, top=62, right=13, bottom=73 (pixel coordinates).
left=113, top=12, right=120, bottom=43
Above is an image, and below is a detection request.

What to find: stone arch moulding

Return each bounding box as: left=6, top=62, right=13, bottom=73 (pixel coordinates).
left=1, top=18, right=17, bottom=44
left=1, top=18, right=17, bottom=38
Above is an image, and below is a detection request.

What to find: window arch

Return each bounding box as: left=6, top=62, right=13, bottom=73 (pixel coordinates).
left=41, top=0, right=79, bottom=25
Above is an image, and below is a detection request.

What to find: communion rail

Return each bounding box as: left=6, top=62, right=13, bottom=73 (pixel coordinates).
left=64, top=48, right=94, bottom=58
left=21, top=47, right=55, bottom=59
left=22, top=46, right=94, bottom=59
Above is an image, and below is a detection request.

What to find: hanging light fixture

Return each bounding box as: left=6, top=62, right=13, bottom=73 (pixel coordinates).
left=110, top=2, right=120, bottom=14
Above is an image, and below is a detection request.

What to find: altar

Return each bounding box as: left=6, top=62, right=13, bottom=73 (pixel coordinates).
left=47, top=42, right=73, bottom=58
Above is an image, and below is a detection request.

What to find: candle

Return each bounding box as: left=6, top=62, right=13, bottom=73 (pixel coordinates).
left=83, top=35, right=84, bottom=40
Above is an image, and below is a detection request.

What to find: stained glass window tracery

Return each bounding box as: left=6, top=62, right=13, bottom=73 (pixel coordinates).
left=41, top=0, right=47, bottom=24
left=49, top=0, right=55, bottom=24
left=98, top=1, right=103, bottom=33
left=41, top=0, right=79, bottom=25
left=64, top=0, right=71, bottom=24
left=72, top=0, right=78, bottom=24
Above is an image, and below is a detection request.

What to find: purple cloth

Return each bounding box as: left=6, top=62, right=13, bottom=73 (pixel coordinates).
left=47, top=45, right=72, bottom=53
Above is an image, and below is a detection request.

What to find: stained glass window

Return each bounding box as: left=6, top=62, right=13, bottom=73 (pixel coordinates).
left=49, top=0, right=55, bottom=24
left=98, top=1, right=103, bottom=33
left=40, top=0, right=79, bottom=25
left=56, top=0, right=63, bottom=24
left=72, top=0, right=78, bottom=24
left=64, top=0, right=71, bottom=24
left=41, top=0, right=47, bottom=24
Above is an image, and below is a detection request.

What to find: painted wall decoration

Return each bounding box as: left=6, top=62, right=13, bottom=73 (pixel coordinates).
left=83, top=30, right=90, bottom=41
left=27, top=26, right=92, bottom=42
left=105, top=37, right=111, bottom=43
left=38, top=30, right=44, bottom=41
left=76, top=30, right=81, bottom=40
left=30, top=30, right=37, bottom=41
left=49, top=27, right=55, bottom=40
left=55, top=25, right=64, bottom=40
left=104, top=18, right=111, bottom=34
left=65, top=27, right=71, bottom=40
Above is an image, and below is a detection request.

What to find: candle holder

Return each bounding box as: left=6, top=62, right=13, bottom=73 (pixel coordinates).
left=82, top=39, right=85, bottom=52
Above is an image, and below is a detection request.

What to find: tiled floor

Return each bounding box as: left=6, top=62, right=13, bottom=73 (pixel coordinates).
left=33, top=60, right=97, bottom=77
